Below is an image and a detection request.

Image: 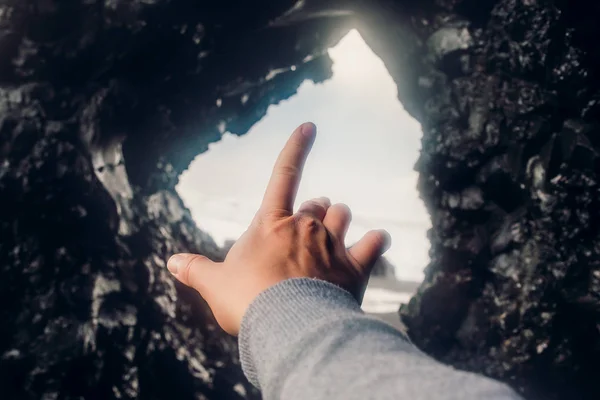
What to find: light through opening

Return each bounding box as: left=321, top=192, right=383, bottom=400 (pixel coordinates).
left=177, top=30, right=430, bottom=297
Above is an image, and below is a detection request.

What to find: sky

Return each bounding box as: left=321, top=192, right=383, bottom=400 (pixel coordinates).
left=176, top=30, right=430, bottom=282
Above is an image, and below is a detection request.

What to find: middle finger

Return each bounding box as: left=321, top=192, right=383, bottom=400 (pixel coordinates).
left=296, top=197, right=331, bottom=221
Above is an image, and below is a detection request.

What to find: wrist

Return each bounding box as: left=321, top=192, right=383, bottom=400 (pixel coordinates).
left=238, top=277, right=362, bottom=388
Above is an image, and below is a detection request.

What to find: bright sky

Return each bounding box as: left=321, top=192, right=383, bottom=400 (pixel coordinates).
left=177, top=30, right=430, bottom=282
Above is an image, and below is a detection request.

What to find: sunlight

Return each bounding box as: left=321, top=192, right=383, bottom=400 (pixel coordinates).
left=177, top=29, right=430, bottom=282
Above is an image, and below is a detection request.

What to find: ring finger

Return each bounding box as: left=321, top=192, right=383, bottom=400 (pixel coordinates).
left=323, top=203, right=352, bottom=241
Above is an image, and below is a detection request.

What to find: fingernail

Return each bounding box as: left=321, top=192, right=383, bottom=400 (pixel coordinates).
left=301, top=122, right=316, bottom=138
left=167, top=254, right=186, bottom=274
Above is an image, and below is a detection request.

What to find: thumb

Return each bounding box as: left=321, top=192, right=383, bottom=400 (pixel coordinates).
left=167, top=253, right=219, bottom=297
left=348, top=230, right=391, bottom=273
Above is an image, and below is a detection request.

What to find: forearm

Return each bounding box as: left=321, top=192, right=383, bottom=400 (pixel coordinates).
left=239, top=278, right=522, bottom=400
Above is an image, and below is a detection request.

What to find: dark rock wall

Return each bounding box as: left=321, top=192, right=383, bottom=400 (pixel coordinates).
left=358, top=1, right=600, bottom=399
left=0, top=1, right=352, bottom=399
left=1, top=0, right=599, bottom=399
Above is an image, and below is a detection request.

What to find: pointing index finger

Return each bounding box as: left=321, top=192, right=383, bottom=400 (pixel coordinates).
left=259, top=122, right=316, bottom=217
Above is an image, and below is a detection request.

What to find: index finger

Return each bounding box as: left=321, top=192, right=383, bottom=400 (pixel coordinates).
left=259, top=122, right=316, bottom=217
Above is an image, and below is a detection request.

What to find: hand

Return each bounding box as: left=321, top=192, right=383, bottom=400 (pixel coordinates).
left=167, top=122, right=391, bottom=335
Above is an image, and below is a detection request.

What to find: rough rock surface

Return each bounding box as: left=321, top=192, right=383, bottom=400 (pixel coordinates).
left=0, top=1, right=348, bottom=399
left=391, top=2, right=600, bottom=399
left=1, top=1, right=599, bottom=399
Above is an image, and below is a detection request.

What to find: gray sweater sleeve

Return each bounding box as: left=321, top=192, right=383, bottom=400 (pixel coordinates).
left=238, top=278, right=522, bottom=400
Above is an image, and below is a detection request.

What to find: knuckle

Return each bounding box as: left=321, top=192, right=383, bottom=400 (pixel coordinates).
left=298, top=198, right=329, bottom=217
left=300, top=199, right=319, bottom=210
left=338, top=203, right=352, bottom=216
left=297, top=214, right=320, bottom=232
left=318, top=197, right=331, bottom=207
left=333, top=203, right=352, bottom=220
left=369, top=231, right=384, bottom=247
left=262, top=208, right=289, bottom=222
left=265, top=217, right=290, bottom=236
left=179, top=254, right=205, bottom=284
left=277, top=164, right=299, bottom=178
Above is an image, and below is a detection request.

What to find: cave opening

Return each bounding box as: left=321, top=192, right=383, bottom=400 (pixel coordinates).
left=176, top=29, right=429, bottom=313
left=4, top=1, right=600, bottom=398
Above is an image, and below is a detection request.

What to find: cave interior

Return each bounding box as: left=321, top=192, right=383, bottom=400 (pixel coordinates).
left=1, top=0, right=600, bottom=399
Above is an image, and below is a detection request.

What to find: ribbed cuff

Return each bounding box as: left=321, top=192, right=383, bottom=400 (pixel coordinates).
left=238, top=278, right=362, bottom=389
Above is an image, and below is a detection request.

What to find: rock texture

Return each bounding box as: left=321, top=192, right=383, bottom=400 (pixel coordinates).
left=1, top=0, right=599, bottom=399
left=0, top=1, right=349, bottom=399
left=388, top=2, right=600, bottom=399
